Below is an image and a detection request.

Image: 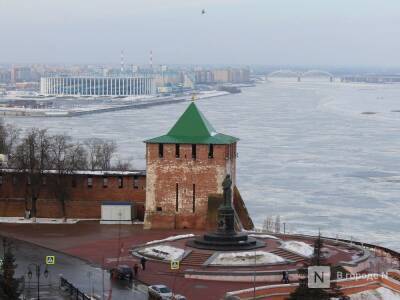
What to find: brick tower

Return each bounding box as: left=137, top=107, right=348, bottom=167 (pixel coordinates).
left=144, top=102, right=239, bottom=230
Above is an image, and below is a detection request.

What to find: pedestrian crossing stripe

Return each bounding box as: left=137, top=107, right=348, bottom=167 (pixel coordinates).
left=170, top=260, right=179, bottom=270
left=46, top=256, right=55, bottom=265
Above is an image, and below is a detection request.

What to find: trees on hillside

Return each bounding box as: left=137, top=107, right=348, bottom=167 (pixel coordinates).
left=85, top=138, right=117, bottom=170
left=13, top=129, right=52, bottom=219
left=0, top=119, right=128, bottom=220
left=287, top=234, right=344, bottom=300
left=49, top=134, right=88, bottom=220
left=0, top=120, right=20, bottom=158
left=0, top=238, right=22, bottom=300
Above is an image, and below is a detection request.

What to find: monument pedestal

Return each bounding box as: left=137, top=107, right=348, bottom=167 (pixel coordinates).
left=187, top=175, right=265, bottom=251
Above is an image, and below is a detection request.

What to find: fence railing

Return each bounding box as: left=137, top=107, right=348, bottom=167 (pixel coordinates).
left=60, top=276, right=91, bottom=300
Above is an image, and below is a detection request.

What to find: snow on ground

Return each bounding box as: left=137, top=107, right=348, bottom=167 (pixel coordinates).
left=248, top=234, right=279, bottom=240
left=281, top=241, right=314, bottom=257
left=145, top=234, right=194, bottom=245
left=340, top=287, right=400, bottom=300
left=138, top=245, right=185, bottom=261
left=0, top=217, right=80, bottom=224
left=210, top=251, right=285, bottom=266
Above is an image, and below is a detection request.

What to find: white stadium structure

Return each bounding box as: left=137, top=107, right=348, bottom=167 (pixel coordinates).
left=40, top=75, right=155, bottom=96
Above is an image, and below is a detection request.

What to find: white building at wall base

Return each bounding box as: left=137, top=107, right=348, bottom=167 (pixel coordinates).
left=40, top=75, right=155, bottom=96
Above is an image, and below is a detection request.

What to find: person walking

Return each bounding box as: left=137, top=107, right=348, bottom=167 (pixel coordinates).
left=140, top=256, right=147, bottom=271
left=134, top=263, right=139, bottom=277
left=281, top=271, right=289, bottom=284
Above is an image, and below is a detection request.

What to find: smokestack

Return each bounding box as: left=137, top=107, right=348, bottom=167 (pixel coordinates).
left=120, top=50, right=124, bottom=73
left=149, top=50, right=153, bottom=72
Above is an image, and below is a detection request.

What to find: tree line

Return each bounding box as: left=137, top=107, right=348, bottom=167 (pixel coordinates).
left=0, top=119, right=133, bottom=220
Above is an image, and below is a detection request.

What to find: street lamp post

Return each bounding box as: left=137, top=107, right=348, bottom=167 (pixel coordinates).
left=27, top=263, right=49, bottom=300
left=253, top=250, right=256, bottom=299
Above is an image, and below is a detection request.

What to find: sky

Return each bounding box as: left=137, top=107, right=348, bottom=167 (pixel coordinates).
left=1, top=0, right=400, bottom=67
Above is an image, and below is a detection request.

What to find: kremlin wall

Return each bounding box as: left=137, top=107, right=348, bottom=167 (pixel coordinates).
left=0, top=102, right=253, bottom=231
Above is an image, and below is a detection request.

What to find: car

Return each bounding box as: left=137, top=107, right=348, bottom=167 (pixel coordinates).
left=148, top=284, right=173, bottom=300
left=110, top=265, right=133, bottom=280
left=174, top=295, right=187, bottom=300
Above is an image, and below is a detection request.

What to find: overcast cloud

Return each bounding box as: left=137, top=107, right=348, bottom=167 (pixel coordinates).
left=1, top=0, right=399, bottom=66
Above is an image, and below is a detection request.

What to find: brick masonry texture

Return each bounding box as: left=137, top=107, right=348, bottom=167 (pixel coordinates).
left=0, top=173, right=146, bottom=220
left=144, top=142, right=237, bottom=230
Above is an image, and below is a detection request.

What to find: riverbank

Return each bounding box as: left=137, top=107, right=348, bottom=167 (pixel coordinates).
left=0, top=90, right=230, bottom=117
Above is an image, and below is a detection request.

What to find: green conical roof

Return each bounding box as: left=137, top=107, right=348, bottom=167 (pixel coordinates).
left=144, top=102, right=239, bottom=145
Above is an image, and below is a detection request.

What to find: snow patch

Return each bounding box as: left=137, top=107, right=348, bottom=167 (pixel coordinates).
left=145, top=234, right=194, bottom=245
left=281, top=241, right=314, bottom=257
left=210, top=251, right=285, bottom=266
left=138, top=245, right=185, bottom=261
left=0, top=217, right=80, bottom=224
left=249, top=234, right=279, bottom=240
left=334, top=287, right=400, bottom=300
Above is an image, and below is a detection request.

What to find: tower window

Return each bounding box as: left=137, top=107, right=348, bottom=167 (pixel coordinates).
left=175, top=144, right=180, bottom=158
left=72, top=177, right=77, bottom=188
left=193, top=184, right=196, bottom=213
left=118, top=176, right=123, bottom=188
left=12, top=176, right=17, bottom=185
left=192, top=144, right=196, bottom=159
left=208, top=144, right=214, bottom=159
left=133, top=175, right=139, bottom=189
left=0, top=175, right=2, bottom=186
left=175, top=183, right=179, bottom=212
left=87, top=176, right=93, bottom=188
left=103, top=177, right=108, bottom=188
left=158, top=144, right=164, bottom=158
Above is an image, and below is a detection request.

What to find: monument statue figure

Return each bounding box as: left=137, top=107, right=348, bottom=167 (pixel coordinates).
left=187, top=174, right=265, bottom=250
left=222, top=174, right=232, bottom=207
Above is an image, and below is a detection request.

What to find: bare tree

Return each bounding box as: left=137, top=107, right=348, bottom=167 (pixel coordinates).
left=275, top=215, right=281, bottom=233
left=48, top=134, right=88, bottom=221
left=0, top=119, right=20, bottom=161
left=13, top=129, right=52, bottom=220
left=111, top=158, right=133, bottom=171
left=84, top=138, right=116, bottom=170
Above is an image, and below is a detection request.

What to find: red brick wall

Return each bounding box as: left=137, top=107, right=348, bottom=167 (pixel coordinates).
left=144, top=142, right=237, bottom=230
left=0, top=172, right=146, bottom=220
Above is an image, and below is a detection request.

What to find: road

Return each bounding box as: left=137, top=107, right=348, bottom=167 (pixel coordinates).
left=2, top=237, right=148, bottom=300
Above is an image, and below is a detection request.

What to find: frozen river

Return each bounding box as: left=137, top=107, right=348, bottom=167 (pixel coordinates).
left=5, top=80, right=400, bottom=250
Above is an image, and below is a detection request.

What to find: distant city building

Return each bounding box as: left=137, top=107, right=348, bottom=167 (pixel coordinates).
left=0, top=69, right=11, bottom=84
left=11, top=66, right=35, bottom=83
left=154, top=71, right=183, bottom=88
left=213, top=69, right=230, bottom=83
left=15, top=82, right=40, bottom=91
left=132, top=65, right=140, bottom=73
left=195, top=70, right=214, bottom=84
left=195, top=68, right=251, bottom=84
left=40, top=75, right=155, bottom=96
left=229, top=68, right=250, bottom=83
left=341, top=75, right=400, bottom=84
left=157, top=86, right=173, bottom=94
left=183, top=74, right=195, bottom=89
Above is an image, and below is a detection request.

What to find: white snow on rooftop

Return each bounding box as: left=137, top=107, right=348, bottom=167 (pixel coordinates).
left=0, top=168, right=144, bottom=176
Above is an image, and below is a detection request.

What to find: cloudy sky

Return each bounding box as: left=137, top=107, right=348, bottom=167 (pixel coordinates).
left=1, top=0, right=400, bottom=67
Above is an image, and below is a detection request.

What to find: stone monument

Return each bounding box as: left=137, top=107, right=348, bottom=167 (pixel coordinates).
left=187, top=175, right=264, bottom=250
